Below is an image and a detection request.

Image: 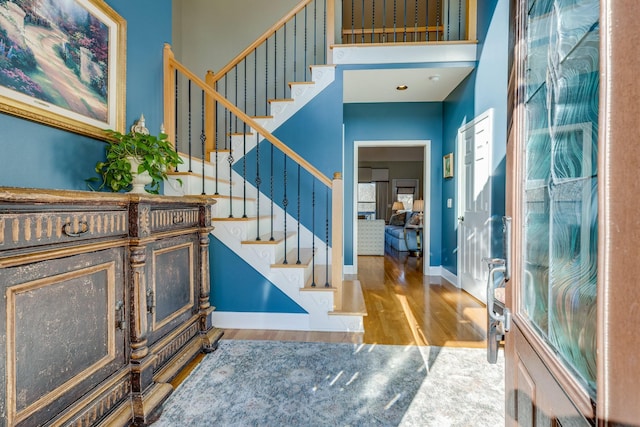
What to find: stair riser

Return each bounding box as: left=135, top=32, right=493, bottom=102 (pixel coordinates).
left=212, top=198, right=257, bottom=218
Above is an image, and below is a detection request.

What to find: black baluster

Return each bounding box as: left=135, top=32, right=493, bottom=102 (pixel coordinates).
left=325, top=186, right=329, bottom=287
left=403, top=0, right=407, bottom=42
left=200, top=89, right=206, bottom=195
left=314, top=0, right=317, bottom=63
left=311, top=179, right=316, bottom=287
left=283, top=154, right=288, bottom=264
left=174, top=69, right=179, bottom=171
left=265, top=39, right=268, bottom=115
left=296, top=164, right=301, bottom=264
left=414, top=0, right=418, bottom=41
left=393, top=0, right=397, bottom=42
left=269, top=144, right=274, bottom=241
left=351, top=0, right=355, bottom=43
left=294, top=14, right=298, bottom=81
left=436, top=0, right=441, bottom=41
left=214, top=86, right=219, bottom=195
left=323, top=0, right=327, bottom=62
left=255, top=133, right=261, bottom=241
left=304, top=5, right=308, bottom=80
left=372, top=0, right=375, bottom=43
left=361, top=0, right=365, bottom=43
left=234, top=67, right=238, bottom=132
left=283, top=22, right=287, bottom=99
left=242, top=124, right=247, bottom=218
left=244, top=57, right=247, bottom=115
left=446, top=0, right=450, bottom=40
left=458, top=0, right=462, bottom=39
left=383, top=0, right=387, bottom=43
left=254, top=48, right=257, bottom=117
left=224, top=75, right=228, bottom=150
left=274, top=27, right=277, bottom=101
left=188, top=79, right=192, bottom=172
left=425, top=0, right=429, bottom=41
left=227, top=139, right=234, bottom=218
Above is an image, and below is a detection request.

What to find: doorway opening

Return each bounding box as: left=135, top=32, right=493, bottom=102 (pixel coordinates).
left=353, top=140, right=431, bottom=276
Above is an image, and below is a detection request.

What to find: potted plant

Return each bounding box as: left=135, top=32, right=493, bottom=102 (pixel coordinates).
left=87, top=116, right=183, bottom=194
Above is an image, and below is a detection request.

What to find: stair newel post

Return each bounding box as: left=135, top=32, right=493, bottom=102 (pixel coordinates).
left=296, top=164, right=301, bottom=264
left=242, top=123, right=248, bottom=218
left=331, top=172, right=344, bottom=310
left=200, top=89, right=206, bottom=195
left=269, top=144, right=275, bottom=241
left=214, top=91, right=220, bottom=195
left=187, top=79, right=193, bottom=172
left=255, top=133, right=261, bottom=241
left=325, top=186, right=329, bottom=287
left=311, top=179, right=316, bottom=287
left=283, top=154, right=288, bottom=264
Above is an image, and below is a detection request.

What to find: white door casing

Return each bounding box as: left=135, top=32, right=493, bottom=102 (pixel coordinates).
left=457, top=109, right=493, bottom=302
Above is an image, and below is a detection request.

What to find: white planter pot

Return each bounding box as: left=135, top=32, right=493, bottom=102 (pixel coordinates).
left=127, top=156, right=152, bottom=194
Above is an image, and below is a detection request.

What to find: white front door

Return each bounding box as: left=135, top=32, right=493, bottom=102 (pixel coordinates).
left=457, top=110, right=493, bottom=302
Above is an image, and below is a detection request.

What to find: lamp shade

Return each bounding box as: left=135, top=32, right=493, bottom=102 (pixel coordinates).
left=392, top=201, right=404, bottom=211
left=412, top=199, right=424, bottom=213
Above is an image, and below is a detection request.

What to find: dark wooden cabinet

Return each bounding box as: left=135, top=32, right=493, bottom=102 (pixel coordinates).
left=0, top=189, right=222, bottom=427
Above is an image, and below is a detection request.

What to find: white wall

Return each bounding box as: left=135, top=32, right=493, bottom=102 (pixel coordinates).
left=173, top=0, right=300, bottom=74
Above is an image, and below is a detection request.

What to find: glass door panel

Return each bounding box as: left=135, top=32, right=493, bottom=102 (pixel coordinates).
left=521, top=0, right=599, bottom=397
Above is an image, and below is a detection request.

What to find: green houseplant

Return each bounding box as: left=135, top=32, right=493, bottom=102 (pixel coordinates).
left=88, top=121, right=183, bottom=194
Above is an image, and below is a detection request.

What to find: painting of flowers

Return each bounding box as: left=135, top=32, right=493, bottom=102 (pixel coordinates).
left=0, top=0, right=125, bottom=137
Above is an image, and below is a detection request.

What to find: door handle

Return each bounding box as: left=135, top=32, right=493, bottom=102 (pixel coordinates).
left=458, top=215, right=464, bottom=222
left=486, top=264, right=511, bottom=364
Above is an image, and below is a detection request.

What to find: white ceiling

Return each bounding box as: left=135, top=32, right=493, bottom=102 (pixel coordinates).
left=343, top=66, right=474, bottom=103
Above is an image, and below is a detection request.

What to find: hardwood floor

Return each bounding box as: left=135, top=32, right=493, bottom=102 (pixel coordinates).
left=223, top=251, right=487, bottom=348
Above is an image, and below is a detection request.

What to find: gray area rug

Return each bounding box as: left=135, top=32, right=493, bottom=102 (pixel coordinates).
left=154, top=340, right=504, bottom=427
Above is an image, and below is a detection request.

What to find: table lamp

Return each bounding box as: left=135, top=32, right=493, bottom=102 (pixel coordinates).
left=392, top=201, right=404, bottom=213
left=412, top=199, right=424, bottom=225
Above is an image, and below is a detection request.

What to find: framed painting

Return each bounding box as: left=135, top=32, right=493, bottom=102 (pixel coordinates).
left=443, top=152, right=454, bottom=178
left=0, top=0, right=126, bottom=138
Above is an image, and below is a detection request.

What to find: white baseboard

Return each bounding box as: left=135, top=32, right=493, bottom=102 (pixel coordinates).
left=441, top=267, right=459, bottom=287
left=212, top=312, right=311, bottom=331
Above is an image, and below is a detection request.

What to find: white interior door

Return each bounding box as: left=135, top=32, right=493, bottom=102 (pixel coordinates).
left=457, top=110, right=493, bottom=303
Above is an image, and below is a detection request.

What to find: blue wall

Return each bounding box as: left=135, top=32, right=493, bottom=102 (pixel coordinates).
left=343, top=101, right=444, bottom=267
left=210, top=237, right=306, bottom=312
left=441, top=0, right=509, bottom=275
left=0, top=0, right=172, bottom=190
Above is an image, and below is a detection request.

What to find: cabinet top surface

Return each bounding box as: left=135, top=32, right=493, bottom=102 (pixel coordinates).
left=0, top=187, right=215, bottom=207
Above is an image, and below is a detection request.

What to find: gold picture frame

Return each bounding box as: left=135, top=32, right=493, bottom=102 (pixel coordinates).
left=443, top=152, right=454, bottom=178
left=0, top=0, right=126, bottom=138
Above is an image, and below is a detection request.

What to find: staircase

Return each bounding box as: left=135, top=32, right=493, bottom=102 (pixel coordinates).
left=163, top=44, right=366, bottom=332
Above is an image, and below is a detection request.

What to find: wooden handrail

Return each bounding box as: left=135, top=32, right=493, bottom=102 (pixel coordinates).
left=165, top=46, right=332, bottom=188
left=213, top=0, right=314, bottom=83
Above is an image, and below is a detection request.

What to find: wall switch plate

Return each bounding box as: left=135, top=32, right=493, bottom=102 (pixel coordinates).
left=447, top=198, right=453, bottom=208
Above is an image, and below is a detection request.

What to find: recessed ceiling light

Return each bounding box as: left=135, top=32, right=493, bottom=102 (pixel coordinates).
left=396, top=85, right=408, bottom=91
left=429, top=75, right=441, bottom=81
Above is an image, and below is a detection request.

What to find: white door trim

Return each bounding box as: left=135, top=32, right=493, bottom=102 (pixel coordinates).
left=353, top=140, right=431, bottom=275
